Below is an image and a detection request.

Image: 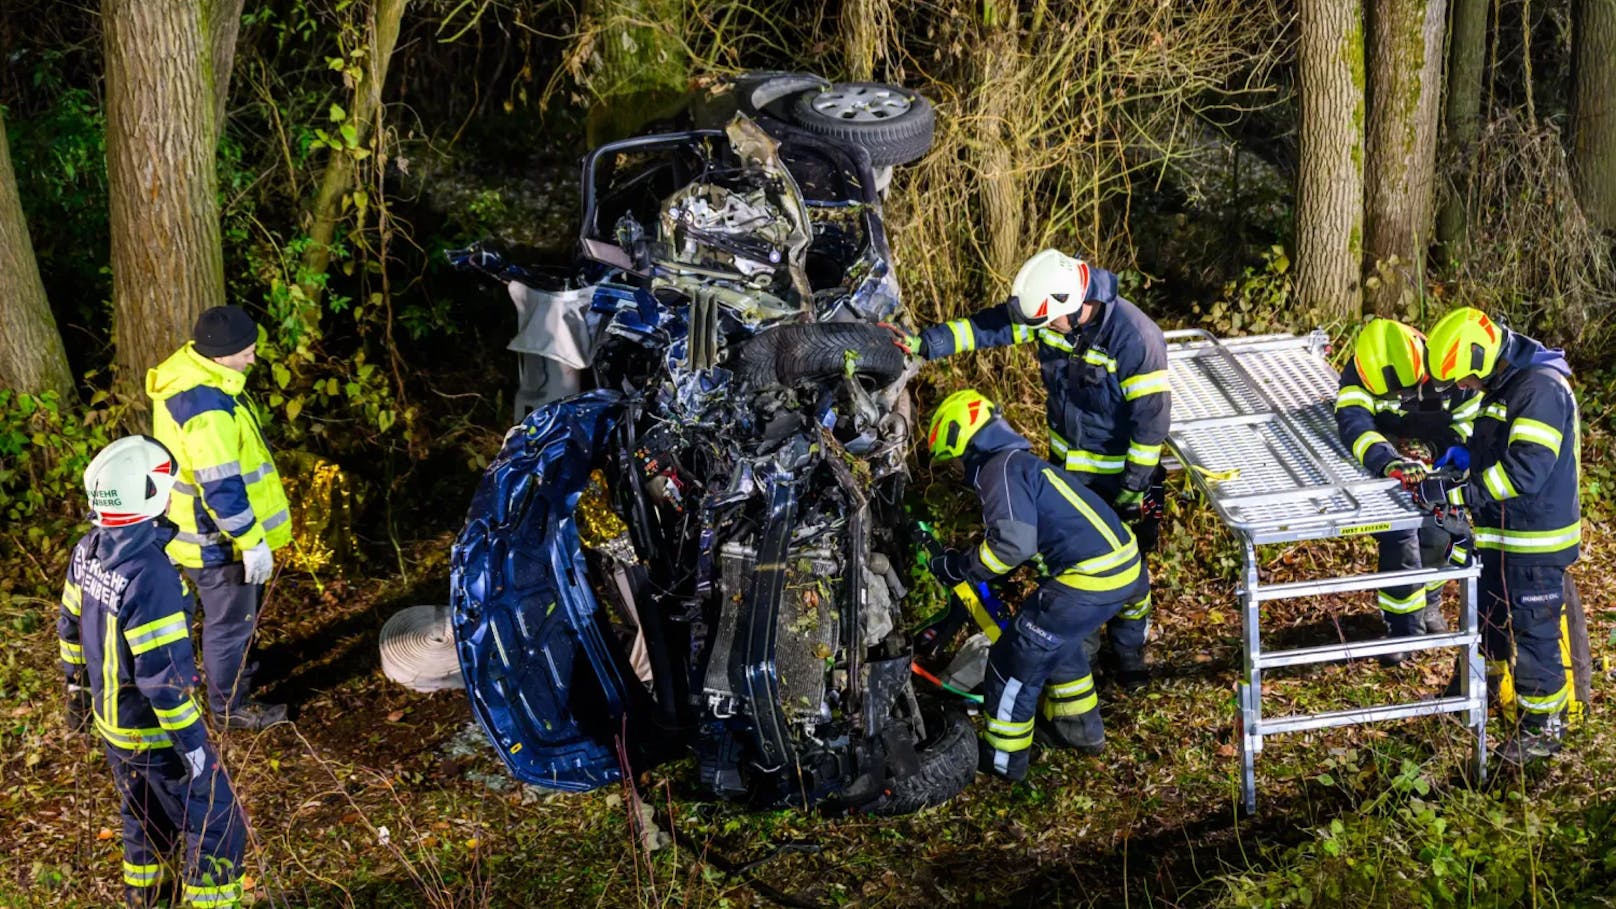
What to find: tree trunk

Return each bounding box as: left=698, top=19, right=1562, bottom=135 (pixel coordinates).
left=976, top=27, right=1023, bottom=282
left=203, top=0, right=247, bottom=130
left=1572, top=0, right=1616, bottom=230
left=297, top=0, right=407, bottom=317
left=0, top=107, right=73, bottom=398
left=1364, top=0, right=1447, bottom=316
left=579, top=0, right=689, bottom=146
left=1295, top=0, right=1367, bottom=322
left=103, top=0, right=224, bottom=397
left=1435, top=0, right=1488, bottom=260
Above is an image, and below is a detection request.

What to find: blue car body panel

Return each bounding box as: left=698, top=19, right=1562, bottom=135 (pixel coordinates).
left=451, top=391, right=630, bottom=791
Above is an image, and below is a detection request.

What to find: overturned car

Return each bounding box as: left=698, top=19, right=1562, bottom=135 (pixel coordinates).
left=448, top=75, right=978, bottom=812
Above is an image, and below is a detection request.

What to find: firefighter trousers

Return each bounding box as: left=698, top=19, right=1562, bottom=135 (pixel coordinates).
left=106, top=742, right=247, bottom=907
left=980, top=575, right=1144, bottom=778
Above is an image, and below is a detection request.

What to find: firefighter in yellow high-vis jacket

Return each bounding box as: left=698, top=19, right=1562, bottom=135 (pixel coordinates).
left=147, top=305, right=292, bottom=730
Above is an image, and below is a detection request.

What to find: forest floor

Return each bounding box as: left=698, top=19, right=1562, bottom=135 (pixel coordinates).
left=3, top=362, right=1615, bottom=908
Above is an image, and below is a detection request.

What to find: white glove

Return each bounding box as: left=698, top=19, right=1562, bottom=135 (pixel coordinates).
left=243, top=541, right=274, bottom=585
left=181, top=746, right=207, bottom=779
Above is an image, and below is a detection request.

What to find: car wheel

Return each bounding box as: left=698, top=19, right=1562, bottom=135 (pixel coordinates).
left=866, top=702, right=978, bottom=815
left=739, top=322, right=907, bottom=389
left=788, top=82, right=936, bottom=168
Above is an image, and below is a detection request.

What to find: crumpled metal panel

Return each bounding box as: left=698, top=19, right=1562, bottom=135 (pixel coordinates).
left=451, top=391, right=630, bottom=792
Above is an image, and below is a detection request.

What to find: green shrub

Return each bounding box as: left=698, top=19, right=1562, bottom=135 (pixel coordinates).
left=0, top=390, right=117, bottom=526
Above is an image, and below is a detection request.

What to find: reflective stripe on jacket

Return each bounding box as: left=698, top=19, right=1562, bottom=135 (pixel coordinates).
left=147, top=343, right=291, bottom=567
left=960, top=419, right=1142, bottom=607
left=1335, top=362, right=1480, bottom=474
left=1463, top=332, right=1581, bottom=566
left=920, top=267, right=1171, bottom=488
left=57, top=522, right=209, bottom=753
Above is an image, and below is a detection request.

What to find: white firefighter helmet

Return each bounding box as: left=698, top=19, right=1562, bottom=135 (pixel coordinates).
left=83, top=435, right=178, bottom=527
left=1010, top=249, right=1091, bottom=327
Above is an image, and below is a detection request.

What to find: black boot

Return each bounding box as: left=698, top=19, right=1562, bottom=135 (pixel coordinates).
left=217, top=700, right=289, bottom=731
left=1035, top=712, right=1106, bottom=755
left=1116, top=648, right=1149, bottom=692
left=1498, top=714, right=1565, bottom=765
left=1421, top=605, right=1449, bottom=634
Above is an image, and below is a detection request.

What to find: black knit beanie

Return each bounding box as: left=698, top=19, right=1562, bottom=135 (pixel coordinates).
left=192, top=305, right=258, bottom=357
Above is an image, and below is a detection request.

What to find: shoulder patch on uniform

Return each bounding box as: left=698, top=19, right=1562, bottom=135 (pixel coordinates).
left=166, top=385, right=236, bottom=427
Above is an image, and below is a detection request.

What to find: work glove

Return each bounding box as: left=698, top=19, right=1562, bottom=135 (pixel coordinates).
left=243, top=540, right=274, bottom=585
left=1434, top=445, right=1470, bottom=474
left=930, top=548, right=968, bottom=586
left=64, top=682, right=91, bottom=736
left=1112, top=487, right=1145, bottom=523
left=880, top=322, right=926, bottom=358
left=181, top=746, right=207, bottom=780
left=1412, top=476, right=1471, bottom=536
left=1382, top=458, right=1429, bottom=484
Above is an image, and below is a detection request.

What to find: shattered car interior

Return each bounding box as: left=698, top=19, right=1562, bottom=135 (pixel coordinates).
left=449, top=74, right=976, bottom=813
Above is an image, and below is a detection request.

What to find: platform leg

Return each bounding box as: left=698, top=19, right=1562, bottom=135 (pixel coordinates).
left=1461, top=569, right=1487, bottom=783
left=1239, top=536, right=1262, bottom=815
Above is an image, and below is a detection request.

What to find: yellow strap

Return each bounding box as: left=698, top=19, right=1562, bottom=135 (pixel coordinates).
left=953, top=582, right=1001, bottom=643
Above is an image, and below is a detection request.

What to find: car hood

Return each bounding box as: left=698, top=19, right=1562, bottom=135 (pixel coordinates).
left=451, top=390, right=632, bottom=791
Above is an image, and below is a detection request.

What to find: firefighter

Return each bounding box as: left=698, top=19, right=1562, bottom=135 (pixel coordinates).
left=1335, top=319, right=1481, bottom=663
left=147, top=305, right=292, bottom=730
left=896, top=249, right=1168, bottom=690
left=925, top=390, right=1150, bottom=781
left=1426, top=307, right=1581, bottom=763
left=60, top=436, right=248, bottom=907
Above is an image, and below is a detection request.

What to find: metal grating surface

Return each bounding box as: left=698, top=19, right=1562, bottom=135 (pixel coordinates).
left=1166, top=330, right=1424, bottom=541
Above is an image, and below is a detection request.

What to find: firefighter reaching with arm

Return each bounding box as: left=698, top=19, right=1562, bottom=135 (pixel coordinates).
left=924, top=390, right=1151, bottom=781
left=1335, top=319, right=1481, bottom=663
left=1425, top=307, right=1582, bottom=764
left=60, top=436, right=249, bottom=908
left=894, top=249, right=1169, bottom=690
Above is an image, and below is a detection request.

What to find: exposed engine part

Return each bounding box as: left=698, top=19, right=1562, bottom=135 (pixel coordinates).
left=869, top=551, right=907, bottom=606
left=723, top=117, right=814, bottom=303
left=862, top=564, right=895, bottom=647
left=646, top=473, right=685, bottom=512
left=663, top=187, right=790, bottom=279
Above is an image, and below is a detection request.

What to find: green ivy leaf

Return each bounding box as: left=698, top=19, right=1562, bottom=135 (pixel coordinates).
left=329, top=103, right=347, bottom=122
left=273, top=363, right=291, bottom=389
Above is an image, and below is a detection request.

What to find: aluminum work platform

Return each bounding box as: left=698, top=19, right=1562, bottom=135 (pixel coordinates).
left=1164, top=329, right=1487, bottom=814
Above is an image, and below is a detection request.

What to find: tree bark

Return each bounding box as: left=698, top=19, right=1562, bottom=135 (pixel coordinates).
left=976, top=26, right=1023, bottom=282
left=1295, top=0, right=1367, bottom=322
left=103, top=0, right=224, bottom=396
left=1571, top=0, right=1616, bottom=230
left=1364, top=0, right=1447, bottom=315
left=203, top=0, right=247, bottom=130
left=0, top=107, right=74, bottom=398
left=297, top=0, right=407, bottom=316
left=1435, top=0, right=1488, bottom=260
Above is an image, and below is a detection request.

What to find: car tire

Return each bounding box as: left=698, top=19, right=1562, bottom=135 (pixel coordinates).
left=866, top=703, right=978, bottom=815
left=740, top=322, right=907, bottom=389
left=788, top=82, right=936, bottom=168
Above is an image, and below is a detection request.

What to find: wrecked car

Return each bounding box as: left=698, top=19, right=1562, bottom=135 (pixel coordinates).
left=448, top=74, right=979, bottom=813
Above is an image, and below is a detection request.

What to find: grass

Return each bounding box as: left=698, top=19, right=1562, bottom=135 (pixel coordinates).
left=1, top=449, right=1611, bottom=908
